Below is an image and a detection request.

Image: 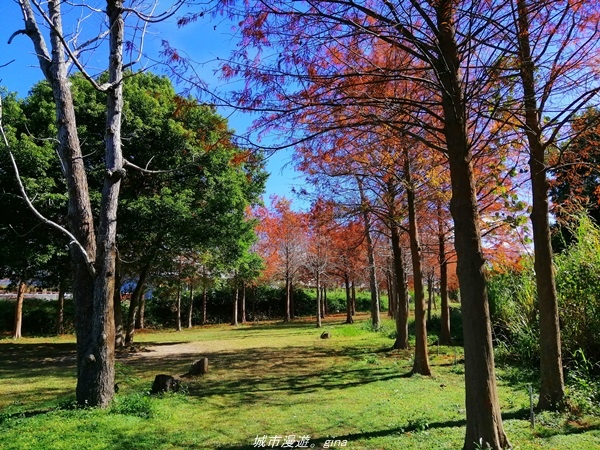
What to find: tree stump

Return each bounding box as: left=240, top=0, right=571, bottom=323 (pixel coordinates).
left=151, top=374, right=180, bottom=394
left=189, top=357, right=209, bottom=376
left=320, top=331, right=331, bottom=339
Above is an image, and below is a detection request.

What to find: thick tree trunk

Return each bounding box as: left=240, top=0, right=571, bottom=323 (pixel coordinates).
left=515, top=0, right=564, bottom=411
left=391, top=226, right=409, bottom=349
left=404, top=148, right=431, bottom=376
left=438, top=202, right=452, bottom=345
left=436, top=1, right=509, bottom=447
left=12, top=281, right=26, bottom=339
left=344, top=274, right=354, bottom=324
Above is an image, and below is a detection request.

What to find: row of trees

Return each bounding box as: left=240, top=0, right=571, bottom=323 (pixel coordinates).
left=165, top=1, right=600, bottom=448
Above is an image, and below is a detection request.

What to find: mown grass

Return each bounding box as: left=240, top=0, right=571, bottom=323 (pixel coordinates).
left=1, top=314, right=599, bottom=449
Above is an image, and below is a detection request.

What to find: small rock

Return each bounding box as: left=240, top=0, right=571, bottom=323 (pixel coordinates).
left=320, top=331, right=331, bottom=339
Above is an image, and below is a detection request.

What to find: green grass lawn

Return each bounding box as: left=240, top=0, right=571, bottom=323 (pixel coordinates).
left=1, top=314, right=599, bottom=449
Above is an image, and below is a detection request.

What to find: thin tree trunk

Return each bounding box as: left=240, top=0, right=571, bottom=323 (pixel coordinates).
left=285, top=273, right=292, bottom=322
left=316, top=272, right=322, bottom=328
left=321, top=286, right=327, bottom=318
left=137, top=295, right=145, bottom=329
left=176, top=279, right=182, bottom=332
left=427, top=272, right=434, bottom=323
left=12, top=281, right=26, bottom=339
left=344, top=274, right=353, bottom=324
left=391, top=226, right=409, bottom=350
left=125, top=264, right=150, bottom=345
left=387, top=270, right=395, bottom=318
left=436, top=1, right=509, bottom=446
left=404, top=147, right=431, bottom=376
left=202, top=286, right=208, bottom=325
left=357, top=177, right=380, bottom=329
left=515, top=0, right=564, bottom=411
left=56, top=278, right=66, bottom=335
left=351, top=281, right=356, bottom=316
left=231, top=284, right=239, bottom=326
left=438, top=202, right=452, bottom=345
left=187, top=281, right=194, bottom=329
left=241, top=283, right=247, bottom=324
left=113, top=258, right=124, bottom=348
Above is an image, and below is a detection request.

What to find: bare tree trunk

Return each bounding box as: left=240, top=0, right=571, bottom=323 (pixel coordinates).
left=404, top=148, right=431, bottom=376
left=187, top=281, right=194, bottom=328
left=436, top=1, right=509, bottom=446
left=113, top=259, right=124, bottom=348
left=351, top=281, right=356, bottom=316
left=176, top=279, right=182, bottom=332
left=202, top=286, right=208, bottom=325
left=387, top=269, right=395, bottom=318
left=321, top=286, right=327, bottom=317
left=137, top=295, right=145, bottom=330
left=515, top=0, right=564, bottom=411
left=56, top=278, right=66, bottom=335
left=357, top=177, right=380, bottom=329
left=285, top=273, right=292, bottom=322
left=12, top=281, right=26, bottom=339
left=391, top=226, right=409, bottom=350
left=231, top=285, right=239, bottom=326
left=241, top=283, right=246, bottom=324
left=427, top=271, right=434, bottom=323
left=344, top=275, right=353, bottom=324
left=438, top=202, right=452, bottom=345
left=316, top=272, right=322, bottom=328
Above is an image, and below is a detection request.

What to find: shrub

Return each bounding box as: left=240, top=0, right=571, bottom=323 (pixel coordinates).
left=555, top=214, right=600, bottom=363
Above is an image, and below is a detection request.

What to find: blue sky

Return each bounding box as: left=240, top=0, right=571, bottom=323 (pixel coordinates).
left=0, top=1, right=303, bottom=207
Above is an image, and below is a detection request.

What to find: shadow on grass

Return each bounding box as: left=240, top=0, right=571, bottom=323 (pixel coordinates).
left=0, top=342, right=77, bottom=379
left=212, top=408, right=599, bottom=450
left=119, top=344, right=415, bottom=407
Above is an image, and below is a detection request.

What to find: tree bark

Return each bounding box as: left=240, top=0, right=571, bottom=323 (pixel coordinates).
left=202, top=286, right=208, bottom=325
left=404, top=147, right=431, bottom=376
left=435, top=1, right=509, bottom=447
left=344, top=274, right=354, bottom=324
left=12, top=281, right=26, bottom=339
left=316, top=272, right=322, bottom=328
left=231, top=284, right=239, bottom=326
left=187, top=281, right=194, bottom=328
left=515, top=0, right=564, bottom=411
left=391, top=227, right=410, bottom=350
left=285, top=272, right=292, bottom=322
left=56, top=279, right=66, bottom=335
left=241, top=283, right=247, bottom=324
left=357, top=177, right=380, bottom=329
left=113, top=259, right=124, bottom=348
left=176, top=278, right=182, bottom=331
left=438, top=201, right=452, bottom=345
